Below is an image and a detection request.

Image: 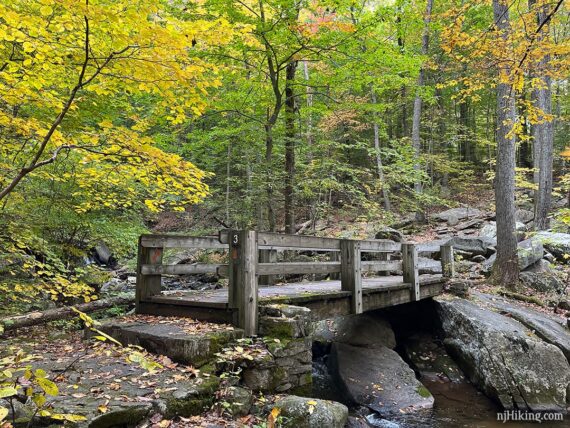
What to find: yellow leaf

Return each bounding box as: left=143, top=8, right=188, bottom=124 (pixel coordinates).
left=98, top=405, right=108, bottom=414
left=0, top=407, right=8, bottom=421
left=39, top=5, right=53, bottom=16
left=37, top=378, right=58, bottom=396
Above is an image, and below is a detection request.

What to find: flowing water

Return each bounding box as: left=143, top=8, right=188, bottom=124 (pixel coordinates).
left=311, top=337, right=553, bottom=428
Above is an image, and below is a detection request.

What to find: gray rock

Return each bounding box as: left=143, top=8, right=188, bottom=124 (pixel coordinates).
left=519, top=271, right=565, bottom=293
left=273, top=395, right=348, bottom=428
left=434, top=207, right=483, bottom=224
left=447, top=280, right=471, bottom=297
left=474, top=292, right=570, bottom=362
left=329, top=343, right=434, bottom=416
left=225, top=386, right=253, bottom=417
left=481, top=253, right=496, bottom=274
left=532, top=232, right=570, bottom=259
left=100, top=278, right=132, bottom=294
left=417, top=239, right=449, bottom=257
left=365, top=414, right=401, bottom=427
left=418, top=257, right=442, bottom=275
left=435, top=296, right=570, bottom=411
left=375, top=227, right=403, bottom=242
left=445, top=236, right=496, bottom=257
left=479, top=221, right=526, bottom=241
left=312, top=314, right=396, bottom=349
left=345, top=415, right=371, bottom=427
left=94, top=241, right=113, bottom=265
left=524, top=259, right=553, bottom=273
left=22, top=341, right=222, bottom=426
left=517, top=239, right=544, bottom=270
left=516, top=209, right=534, bottom=224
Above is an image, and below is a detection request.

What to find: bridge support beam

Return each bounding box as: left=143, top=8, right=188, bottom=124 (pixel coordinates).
left=229, top=230, right=259, bottom=336
left=340, top=240, right=363, bottom=314
left=402, top=243, right=420, bottom=301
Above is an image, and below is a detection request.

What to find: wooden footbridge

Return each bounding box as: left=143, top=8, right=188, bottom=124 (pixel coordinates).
left=135, top=230, right=454, bottom=335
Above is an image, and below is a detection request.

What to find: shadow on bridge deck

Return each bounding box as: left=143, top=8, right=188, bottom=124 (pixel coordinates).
left=138, top=274, right=445, bottom=322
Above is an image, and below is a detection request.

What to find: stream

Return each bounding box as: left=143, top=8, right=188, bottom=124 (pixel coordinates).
left=311, top=304, right=543, bottom=428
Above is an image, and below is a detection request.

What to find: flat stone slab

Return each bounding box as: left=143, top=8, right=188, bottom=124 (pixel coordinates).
left=1, top=334, right=221, bottom=427
left=474, top=292, right=570, bottom=361
left=329, top=343, right=434, bottom=416
left=95, top=315, right=243, bottom=367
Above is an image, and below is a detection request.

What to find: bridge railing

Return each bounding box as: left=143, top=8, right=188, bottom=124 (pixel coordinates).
left=136, top=230, right=454, bottom=335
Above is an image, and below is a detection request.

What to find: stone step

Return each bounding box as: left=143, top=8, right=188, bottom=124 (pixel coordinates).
left=91, top=315, right=243, bottom=367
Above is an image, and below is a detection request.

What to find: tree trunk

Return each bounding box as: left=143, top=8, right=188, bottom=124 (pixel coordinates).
left=265, top=123, right=276, bottom=232
left=411, top=0, right=433, bottom=222
left=492, top=0, right=519, bottom=288
left=303, top=61, right=314, bottom=151
left=284, top=60, right=298, bottom=234
left=531, top=1, right=554, bottom=231
left=371, top=90, right=391, bottom=210
left=0, top=295, right=133, bottom=332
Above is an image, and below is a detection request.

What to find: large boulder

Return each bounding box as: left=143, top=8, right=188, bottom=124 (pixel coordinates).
left=272, top=395, right=348, bottom=428
left=516, top=209, right=534, bottom=224
left=474, top=292, right=570, bottom=362
left=375, top=227, right=404, bottom=242
left=435, top=297, right=570, bottom=412
left=517, top=238, right=544, bottom=270
left=532, top=232, right=570, bottom=259
left=312, top=313, right=396, bottom=349
left=479, top=221, right=526, bottom=241
left=519, top=271, right=565, bottom=293
left=445, top=236, right=496, bottom=257
left=434, top=207, right=483, bottom=225
left=329, top=343, right=434, bottom=416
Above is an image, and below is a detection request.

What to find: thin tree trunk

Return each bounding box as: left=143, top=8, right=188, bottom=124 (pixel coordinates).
left=371, top=90, right=391, bottom=210
left=531, top=1, right=554, bottom=231
left=303, top=61, right=314, bottom=151
left=284, top=60, right=298, bottom=234
left=411, top=0, right=433, bottom=222
left=265, top=124, right=276, bottom=232
left=492, top=0, right=519, bottom=288
left=225, top=142, right=231, bottom=225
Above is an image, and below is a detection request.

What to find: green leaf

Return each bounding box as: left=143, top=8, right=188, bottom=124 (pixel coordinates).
left=0, top=386, right=18, bottom=398
left=32, top=393, right=46, bottom=407
left=37, top=378, right=58, bottom=396
left=34, top=368, right=47, bottom=378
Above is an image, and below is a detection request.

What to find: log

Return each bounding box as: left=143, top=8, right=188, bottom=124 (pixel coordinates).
left=0, top=294, right=134, bottom=332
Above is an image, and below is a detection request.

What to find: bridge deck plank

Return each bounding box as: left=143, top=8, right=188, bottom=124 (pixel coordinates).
left=148, top=274, right=443, bottom=310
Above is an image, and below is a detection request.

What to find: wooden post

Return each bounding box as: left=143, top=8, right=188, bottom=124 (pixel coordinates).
left=135, top=236, right=163, bottom=313
left=258, top=249, right=277, bottom=285
left=441, top=244, right=455, bottom=278
left=402, top=243, right=420, bottom=301
left=378, top=252, right=390, bottom=276
left=228, top=230, right=258, bottom=336
left=340, top=240, right=363, bottom=314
